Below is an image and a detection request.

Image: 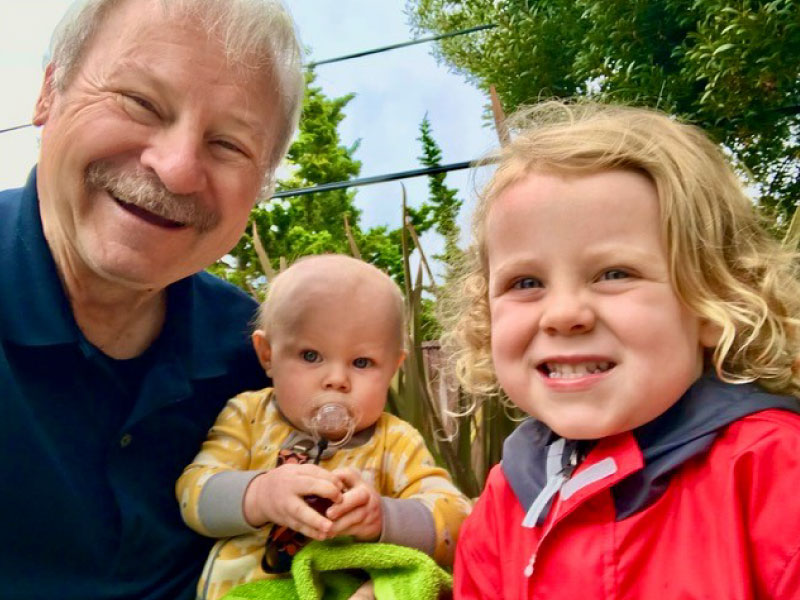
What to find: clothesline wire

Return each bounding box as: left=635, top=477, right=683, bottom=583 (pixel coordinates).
left=269, top=158, right=497, bottom=199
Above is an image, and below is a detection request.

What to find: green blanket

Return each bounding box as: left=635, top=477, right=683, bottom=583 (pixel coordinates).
left=221, top=540, right=452, bottom=600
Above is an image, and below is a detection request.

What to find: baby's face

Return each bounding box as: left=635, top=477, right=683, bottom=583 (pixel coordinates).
left=485, top=169, right=719, bottom=439
left=258, top=286, right=404, bottom=438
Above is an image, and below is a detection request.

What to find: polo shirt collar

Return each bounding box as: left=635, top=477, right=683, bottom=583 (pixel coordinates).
left=0, top=167, right=78, bottom=346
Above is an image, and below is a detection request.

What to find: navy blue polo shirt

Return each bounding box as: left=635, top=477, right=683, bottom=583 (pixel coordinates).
left=0, top=170, right=268, bottom=599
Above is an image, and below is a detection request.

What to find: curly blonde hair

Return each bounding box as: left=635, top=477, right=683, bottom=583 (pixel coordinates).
left=442, top=100, right=800, bottom=400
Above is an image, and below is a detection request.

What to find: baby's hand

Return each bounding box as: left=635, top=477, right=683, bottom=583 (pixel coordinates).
left=243, top=463, right=344, bottom=541
left=325, top=467, right=382, bottom=541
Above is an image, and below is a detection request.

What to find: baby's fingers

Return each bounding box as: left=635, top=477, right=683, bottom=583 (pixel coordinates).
left=331, top=467, right=362, bottom=489
left=300, top=477, right=345, bottom=505
left=326, top=485, right=369, bottom=520
left=327, top=504, right=368, bottom=536
left=328, top=498, right=381, bottom=541
left=285, top=500, right=334, bottom=541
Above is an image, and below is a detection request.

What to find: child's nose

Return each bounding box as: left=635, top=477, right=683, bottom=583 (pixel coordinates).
left=540, top=289, right=596, bottom=336
left=322, top=365, right=351, bottom=392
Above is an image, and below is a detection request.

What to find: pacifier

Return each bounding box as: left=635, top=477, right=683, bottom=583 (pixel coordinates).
left=306, top=401, right=357, bottom=447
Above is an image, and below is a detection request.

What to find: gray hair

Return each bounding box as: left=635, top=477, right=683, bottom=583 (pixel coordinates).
left=47, top=0, right=304, bottom=195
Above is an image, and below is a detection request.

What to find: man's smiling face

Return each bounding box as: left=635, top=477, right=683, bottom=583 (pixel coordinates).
left=33, top=0, right=280, bottom=289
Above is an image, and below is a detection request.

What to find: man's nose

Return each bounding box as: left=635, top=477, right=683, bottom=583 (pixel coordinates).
left=139, top=122, right=207, bottom=196
left=539, top=287, right=596, bottom=336
left=322, top=364, right=351, bottom=393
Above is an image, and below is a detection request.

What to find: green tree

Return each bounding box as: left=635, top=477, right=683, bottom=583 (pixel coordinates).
left=416, top=114, right=462, bottom=264
left=409, top=115, right=465, bottom=340
left=408, top=0, right=800, bottom=217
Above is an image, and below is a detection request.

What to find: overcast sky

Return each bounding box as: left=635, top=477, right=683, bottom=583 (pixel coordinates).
left=0, top=1, right=497, bottom=246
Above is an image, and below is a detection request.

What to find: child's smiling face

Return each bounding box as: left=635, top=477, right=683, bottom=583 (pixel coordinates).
left=486, top=169, right=719, bottom=439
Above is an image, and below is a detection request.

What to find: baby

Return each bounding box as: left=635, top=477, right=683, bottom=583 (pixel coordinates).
left=446, top=101, right=800, bottom=598
left=177, top=254, right=471, bottom=600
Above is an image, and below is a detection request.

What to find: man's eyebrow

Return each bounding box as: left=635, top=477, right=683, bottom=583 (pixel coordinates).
left=110, top=60, right=165, bottom=94
left=112, top=61, right=266, bottom=133
left=226, top=113, right=267, bottom=135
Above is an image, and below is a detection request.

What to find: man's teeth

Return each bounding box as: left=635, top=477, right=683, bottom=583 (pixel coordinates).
left=545, top=361, right=612, bottom=378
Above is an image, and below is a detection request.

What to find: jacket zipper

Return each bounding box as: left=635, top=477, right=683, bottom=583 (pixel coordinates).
left=524, top=445, right=580, bottom=579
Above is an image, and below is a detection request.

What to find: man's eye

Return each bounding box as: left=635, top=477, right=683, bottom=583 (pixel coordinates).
left=353, top=357, right=373, bottom=369
left=213, top=139, right=246, bottom=155
left=125, top=94, right=159, bottom=116
left=512, top=277, right=542, bottom=289
left=301, top=350, right=320, bottom=363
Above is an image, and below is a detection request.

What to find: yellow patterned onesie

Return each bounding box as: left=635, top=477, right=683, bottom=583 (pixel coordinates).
left=176, top=388, right=472, bottom=600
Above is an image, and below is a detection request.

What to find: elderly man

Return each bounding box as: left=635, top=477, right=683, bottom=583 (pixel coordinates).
left=0, top=0, right=303, bottom=598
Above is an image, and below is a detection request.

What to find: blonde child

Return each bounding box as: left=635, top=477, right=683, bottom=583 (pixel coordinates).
left=445, top=101, right=800, bottom=599
left=177, top=255, right=471, bottom=600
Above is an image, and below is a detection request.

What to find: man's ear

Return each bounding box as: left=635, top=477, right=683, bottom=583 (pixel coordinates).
left=33, top=63, right=57, bottom=126
left=251, top=330, right=273, bottom=375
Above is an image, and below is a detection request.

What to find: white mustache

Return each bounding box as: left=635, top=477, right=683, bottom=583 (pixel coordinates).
left=85, top=163, right=220, bottom=233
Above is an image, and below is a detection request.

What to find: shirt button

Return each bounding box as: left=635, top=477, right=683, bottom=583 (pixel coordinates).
left=120, top=434, right=133, bottom=448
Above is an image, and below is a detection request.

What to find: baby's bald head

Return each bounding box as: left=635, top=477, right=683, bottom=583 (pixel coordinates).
left=257, top=255, right=405, bottom=351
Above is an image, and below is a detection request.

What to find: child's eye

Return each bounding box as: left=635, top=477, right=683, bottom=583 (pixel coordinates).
left=301, top=350, right=320, bottom=363
left=512, top=277, right=542, bottom=289
left=600, top=269, right=630, bottom=281
left=353, top=357, right=373, bottom=369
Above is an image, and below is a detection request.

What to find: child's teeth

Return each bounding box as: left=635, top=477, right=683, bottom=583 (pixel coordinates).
left=546, top=361, right=611, bottom=378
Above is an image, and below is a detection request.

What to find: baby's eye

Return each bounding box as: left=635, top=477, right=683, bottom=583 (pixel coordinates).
left=512, top=277, right=542, bottom=289
left=301, top=350, right=320, bottom=363
left=353, top=357, right=373, bottom=369
left=600, top=269, right=630, bottom=281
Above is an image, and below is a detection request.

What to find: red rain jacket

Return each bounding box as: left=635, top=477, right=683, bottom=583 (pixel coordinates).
left=455, top=377, right=800, bottom=599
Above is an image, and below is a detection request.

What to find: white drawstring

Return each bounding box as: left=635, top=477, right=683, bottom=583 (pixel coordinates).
left=522, top=439, right=569, bottom=578
left=521, top=440, right=618, bottom=579
left=523, top=552, right=537, bottom=578
left=522, top=439, right=568, bottom=528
